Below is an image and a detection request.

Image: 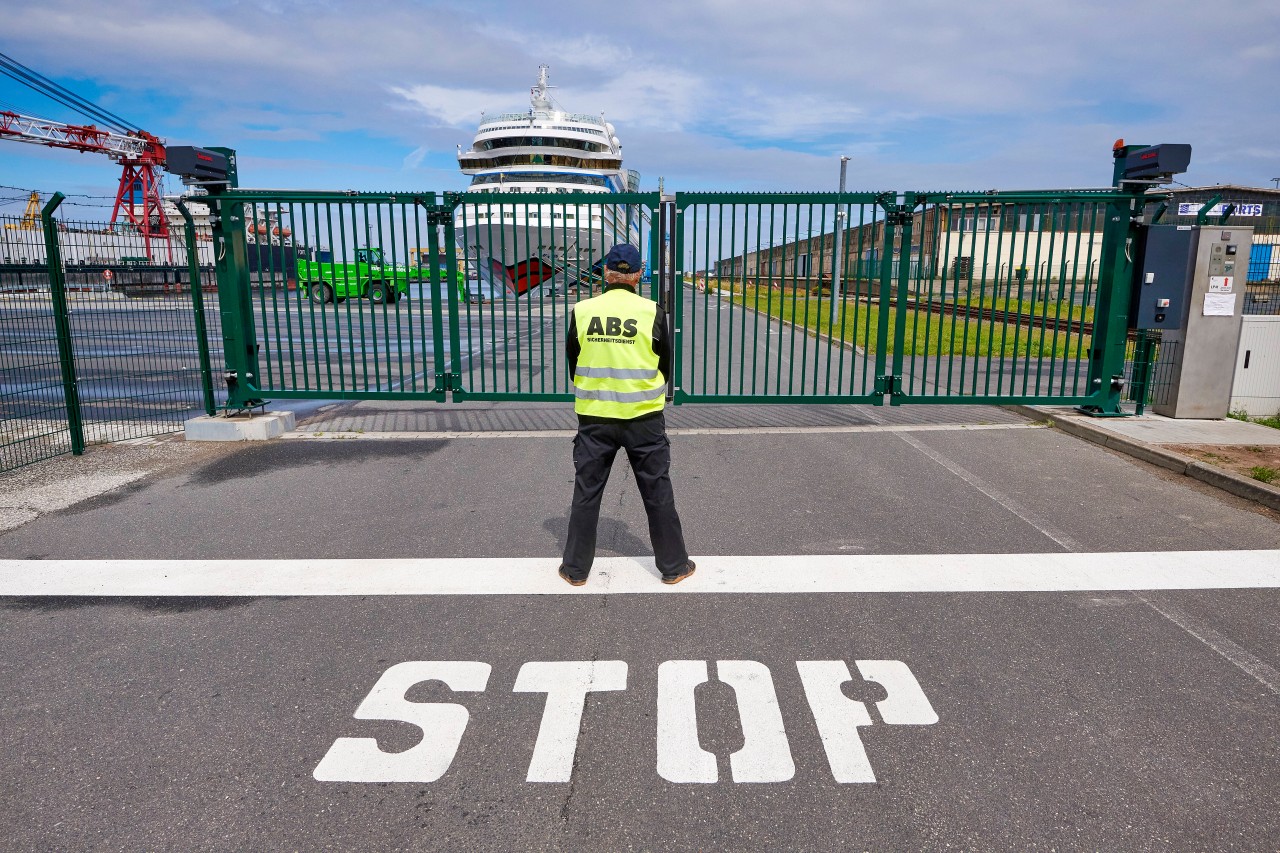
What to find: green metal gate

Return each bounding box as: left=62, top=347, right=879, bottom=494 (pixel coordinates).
left=208, top=185, right=1145, bottom=414
left=208, top=190, right=660, bottom=406
left=672, top=187, right=1143, bottom=411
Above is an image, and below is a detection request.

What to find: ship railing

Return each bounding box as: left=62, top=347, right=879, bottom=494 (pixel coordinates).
left=481, top=111, right=605, bottom=127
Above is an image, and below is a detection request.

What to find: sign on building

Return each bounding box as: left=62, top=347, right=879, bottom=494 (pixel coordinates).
left=1176, top=202, right=1264, bottom=218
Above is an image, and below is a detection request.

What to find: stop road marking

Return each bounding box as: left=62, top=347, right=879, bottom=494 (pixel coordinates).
left=313, top=658, right=937, bottom=785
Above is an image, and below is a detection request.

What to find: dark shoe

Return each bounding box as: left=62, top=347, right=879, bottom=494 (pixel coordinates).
left=558, top=566, right=587, bottom=587
left=661, top=560, right=696, bottom=585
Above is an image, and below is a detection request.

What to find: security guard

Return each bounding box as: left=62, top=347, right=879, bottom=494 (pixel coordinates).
left=559, top=244, right=694, bottom=586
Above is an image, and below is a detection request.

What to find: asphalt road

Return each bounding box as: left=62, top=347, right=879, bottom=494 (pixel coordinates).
left=2, top=413, right=1279, bottom=851
left=2, top=283, right=1278, bottom=850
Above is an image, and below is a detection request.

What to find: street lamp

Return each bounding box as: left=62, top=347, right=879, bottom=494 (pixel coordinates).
left=831, top=156, right=849, bottom=326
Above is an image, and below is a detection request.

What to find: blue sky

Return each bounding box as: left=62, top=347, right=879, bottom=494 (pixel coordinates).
left=2, top=0, right=1278, bottom=218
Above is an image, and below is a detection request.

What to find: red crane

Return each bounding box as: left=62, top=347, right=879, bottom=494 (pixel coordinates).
left=0, top=51, right=170, bottom=256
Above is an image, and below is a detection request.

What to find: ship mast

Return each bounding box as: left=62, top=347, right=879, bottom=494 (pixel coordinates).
left=530, top=65, right=554, bottom=112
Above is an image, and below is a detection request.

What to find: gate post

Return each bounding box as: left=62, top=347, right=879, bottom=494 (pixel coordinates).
left=175, top=198, right=216, bottom=416
left=665, top=194, right=684, bottom=404
left=659, top=195, right=677, bottom=403
left=426, top=194, right=454, bottom=400
left=886, top=194, right=924, bottom=404
left=40, top=192, right=85, bottom=455
left=206, top=148, right=263, bottom=410
left=873, top=192, right=904, bottom=405
left=442, top=201, right=462, bottom=398
left=1082, top=146, right=1144, bottom=415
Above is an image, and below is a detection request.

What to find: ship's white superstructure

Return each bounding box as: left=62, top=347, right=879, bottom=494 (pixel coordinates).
left=456, top=66, right=643, bottom=295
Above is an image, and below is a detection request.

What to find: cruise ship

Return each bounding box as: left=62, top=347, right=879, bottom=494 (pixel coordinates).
left=456, top=66, right=644, bottom=295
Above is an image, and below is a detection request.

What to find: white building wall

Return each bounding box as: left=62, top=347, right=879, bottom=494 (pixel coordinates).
left=935, top=231, right=1106, bottom=284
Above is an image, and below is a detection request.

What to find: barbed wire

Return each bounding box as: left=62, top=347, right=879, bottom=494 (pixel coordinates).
left=0, top=183, right=120, bottom=200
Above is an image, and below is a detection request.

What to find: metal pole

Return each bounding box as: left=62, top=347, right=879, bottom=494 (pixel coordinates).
left=1091, top=145, right=1144, bottom=414
left=830, top=156, right=849, bottom=327
left=659, top=195, right=674, bottom=403
left=40, top=192, right=85, bottom=454
left=175, top=198, right=217, bottom=416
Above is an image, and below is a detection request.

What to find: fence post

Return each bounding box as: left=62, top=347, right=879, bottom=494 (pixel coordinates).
left=175, top=198, right=217, bottom=416
left=40, top=192, right=86, bottom=455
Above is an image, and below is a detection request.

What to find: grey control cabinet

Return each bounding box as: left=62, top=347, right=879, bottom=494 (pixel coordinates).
left=1146, top=226, right=1254, bottom=418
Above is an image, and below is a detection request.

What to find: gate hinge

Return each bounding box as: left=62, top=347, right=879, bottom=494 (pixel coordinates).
left=435, top=372, right=463, bottom=392
left=875, top=374, right=903, bottom=396
left=425, top=208, right=453, bottom=228
left=875, top=373, right=906, bottom=397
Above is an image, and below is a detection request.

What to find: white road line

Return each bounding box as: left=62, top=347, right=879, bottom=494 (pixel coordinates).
left=1132, top=591, right=1280, bottom=695
left=1, top=551, right=1277, bottom=596
left=285, top=422, right=1050, bottom=441
left=896, top=431, right=1081, bottom=551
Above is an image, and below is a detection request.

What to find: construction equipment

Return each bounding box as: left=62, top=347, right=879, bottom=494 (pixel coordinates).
left=3, top=191, right=40, bottom=230
left=0, top=51, right=170, bottom=256
left=297, top=248, right=466, bottom=305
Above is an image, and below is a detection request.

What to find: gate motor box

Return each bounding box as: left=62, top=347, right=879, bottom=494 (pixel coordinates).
left=165, top=146, right=229, bottom=183
left=1122, top=144, right=1193, bottom=182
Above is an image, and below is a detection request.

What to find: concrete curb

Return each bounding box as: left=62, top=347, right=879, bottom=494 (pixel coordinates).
left=1007, top=405, right=1280, bottom=512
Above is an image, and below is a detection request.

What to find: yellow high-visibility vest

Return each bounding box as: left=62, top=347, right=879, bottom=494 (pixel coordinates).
left=573, top=288, right=665, bottom=419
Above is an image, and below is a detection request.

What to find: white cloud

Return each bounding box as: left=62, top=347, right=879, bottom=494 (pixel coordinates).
left=392, top=83, right=518, bottom=127
left=1, top=0, right=1277, bottom=193
left=402, top=145, right=429, bottom=169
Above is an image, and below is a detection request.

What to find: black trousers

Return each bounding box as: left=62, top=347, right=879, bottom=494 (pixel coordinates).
left=561, top=414, right=689, bottom=580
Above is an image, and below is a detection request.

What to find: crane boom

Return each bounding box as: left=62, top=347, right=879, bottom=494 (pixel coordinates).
left=0, top=107, right=171, bottom=256
left=0, top=110, right=156, bottom=160
left=0, top=52, right=174, bottom=259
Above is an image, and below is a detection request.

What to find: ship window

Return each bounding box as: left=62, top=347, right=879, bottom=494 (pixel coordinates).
left=469, top=172, right=609, bottom=188
left=479, top=136, right=604, bottom=153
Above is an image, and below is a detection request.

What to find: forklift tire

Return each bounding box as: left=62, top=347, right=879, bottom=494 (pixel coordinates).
left=310, top=283, right=333, bottom=304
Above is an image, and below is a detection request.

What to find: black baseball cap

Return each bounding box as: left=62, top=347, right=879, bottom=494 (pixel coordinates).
left=604, top=244, right=642, bottom=272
